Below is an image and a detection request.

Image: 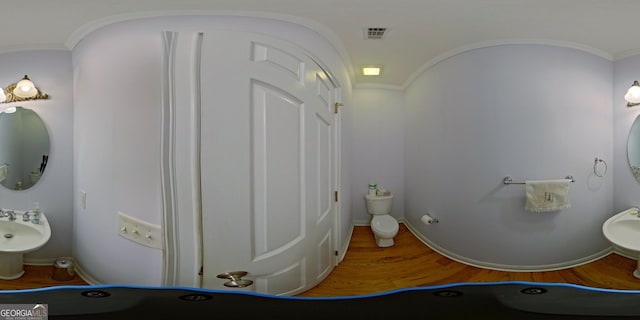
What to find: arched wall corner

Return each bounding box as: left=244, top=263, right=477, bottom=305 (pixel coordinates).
left=64, top=10, right=356, bottom=88
left=401, top=38, right=614, bottom=90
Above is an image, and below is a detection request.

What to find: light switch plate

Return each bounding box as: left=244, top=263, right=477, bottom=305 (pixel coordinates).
left=80, top=191, right=87, bottom=210
left=117, top=211, right=162, bottom=249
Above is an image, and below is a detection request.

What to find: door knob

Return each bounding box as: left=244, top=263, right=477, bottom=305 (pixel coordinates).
left=216, top=271, right=254, bottom=288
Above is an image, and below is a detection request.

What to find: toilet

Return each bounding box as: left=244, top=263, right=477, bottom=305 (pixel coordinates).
left=365, top=193, right=399, bottom=247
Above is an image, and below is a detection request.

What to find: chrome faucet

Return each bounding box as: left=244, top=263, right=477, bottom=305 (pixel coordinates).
left=6, top=210, right=15, bottom=221
left=22, top=211, right=30, bottom=222
left=0, top=209, right=5, bottom=218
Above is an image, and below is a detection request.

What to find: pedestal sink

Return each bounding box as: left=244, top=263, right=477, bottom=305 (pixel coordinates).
left=0, top=211, right=51, bottom=279
left=602, top=207, right=640, bottom=278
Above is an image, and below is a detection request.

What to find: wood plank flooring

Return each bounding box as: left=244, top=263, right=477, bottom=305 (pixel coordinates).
left=4, top=224, right=639, bottom=297
left=0, top=265, right=87, bottom=290
left=299, top=223, right=640, bottom=297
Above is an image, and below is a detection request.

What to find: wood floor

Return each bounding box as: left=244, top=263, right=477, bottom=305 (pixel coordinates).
left=3, top=224, right=639, bottom=297
left=0, top=265, right=87, bottom=290
left=299, top=223, right=640, bottom=297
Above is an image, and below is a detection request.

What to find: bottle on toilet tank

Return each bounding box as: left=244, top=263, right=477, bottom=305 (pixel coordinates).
left=368, top=183, right=377, bottom=196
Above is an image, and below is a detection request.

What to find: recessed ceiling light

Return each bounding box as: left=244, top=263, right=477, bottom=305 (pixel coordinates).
left=362, top=66, right=382, bottom=76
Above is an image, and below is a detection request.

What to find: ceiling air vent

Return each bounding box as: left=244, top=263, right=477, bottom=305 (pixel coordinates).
left=365, top=28, right=387, bottom=39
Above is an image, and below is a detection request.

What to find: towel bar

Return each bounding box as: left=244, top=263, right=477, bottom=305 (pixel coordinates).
left=503, top=175, right=574, bottom=185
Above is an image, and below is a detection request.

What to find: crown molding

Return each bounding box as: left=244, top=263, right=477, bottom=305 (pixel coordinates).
left=402, top=39, right=614, bottom=90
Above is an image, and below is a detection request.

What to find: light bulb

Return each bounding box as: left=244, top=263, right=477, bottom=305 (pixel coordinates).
left=13, top=75, right=37, bottom=98
left=626, top=88, right=640, bottom=103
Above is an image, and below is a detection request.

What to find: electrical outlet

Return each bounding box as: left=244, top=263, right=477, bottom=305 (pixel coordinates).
left=117, top=211, right=162, bottom=249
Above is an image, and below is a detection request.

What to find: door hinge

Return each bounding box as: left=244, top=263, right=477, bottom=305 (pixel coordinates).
left=334, top=250, right=339, bottom=256
left=198, top=266, right=203, bottom=276
left=334, top=190, right=338, bottom=202
left=334, top=102, right=343, bottom=114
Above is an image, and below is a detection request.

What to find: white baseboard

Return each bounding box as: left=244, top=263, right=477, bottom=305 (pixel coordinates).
left=25, top=256, right=98, bottom=285
left=403, top=220, right=614, bottom=272
left=67, top=260, right=101, bottom=285
left=352, top=219, right=370, bottom=226
left=338, top=224, right=355, bottom=264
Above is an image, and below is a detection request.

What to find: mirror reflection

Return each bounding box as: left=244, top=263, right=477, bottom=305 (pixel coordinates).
left=0, top=106, right=49, bottom=190
left=629, top=114, right=640, bottom=182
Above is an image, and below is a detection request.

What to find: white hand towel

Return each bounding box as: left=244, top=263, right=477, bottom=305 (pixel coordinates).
left=524, top=179, right=571, bottom=212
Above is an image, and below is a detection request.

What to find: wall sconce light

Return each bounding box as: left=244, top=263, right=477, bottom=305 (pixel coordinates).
left=0, top=75, right=48, bottom=104
left=13, top=75, right=37, bottom=98
left=625, top=80, right=640, bottom=107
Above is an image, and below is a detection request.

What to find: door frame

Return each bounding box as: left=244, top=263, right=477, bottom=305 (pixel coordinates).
left=160, top=31, right=205, bottom=287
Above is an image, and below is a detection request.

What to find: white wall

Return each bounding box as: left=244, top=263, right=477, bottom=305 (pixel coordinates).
left=72, top=15, right=353, bottom=286
left=0, top=50, right=74, bottom=262
left=72, top=20, right=164, bottom=285
left=350, top=88, right=404, bottom=223
left=404, top=44, right=614, bottom=269
left=613, top=55, right=640, bottom=212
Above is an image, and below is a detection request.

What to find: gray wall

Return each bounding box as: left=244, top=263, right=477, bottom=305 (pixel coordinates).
left=350, top=88, right=404, bottom=224
left=403, top=44, right=614, bottom=269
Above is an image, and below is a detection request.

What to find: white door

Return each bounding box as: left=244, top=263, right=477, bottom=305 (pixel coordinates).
left=199, top=31, right=338, bottom=295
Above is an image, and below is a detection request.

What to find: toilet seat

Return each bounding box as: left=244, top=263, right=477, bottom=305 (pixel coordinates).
left=371, top=215, right=399, bottom=238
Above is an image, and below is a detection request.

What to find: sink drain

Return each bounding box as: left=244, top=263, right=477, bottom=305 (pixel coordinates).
left=4, top=234, right=12, bottom=239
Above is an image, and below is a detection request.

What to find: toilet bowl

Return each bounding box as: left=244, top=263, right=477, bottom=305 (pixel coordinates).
left=365, top=194, right=399, bottom=247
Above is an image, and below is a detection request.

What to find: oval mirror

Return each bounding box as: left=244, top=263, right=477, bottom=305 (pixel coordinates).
left=0, top=106, right=49, bottom=190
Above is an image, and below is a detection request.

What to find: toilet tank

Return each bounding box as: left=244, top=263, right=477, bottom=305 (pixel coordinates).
left=365, top=194, right=393, bottom=215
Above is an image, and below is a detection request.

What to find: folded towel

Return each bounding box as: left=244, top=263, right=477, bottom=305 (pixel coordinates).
left=0, top=164, right=7, bottom=182
left=524, top=179, right=571, bottom=212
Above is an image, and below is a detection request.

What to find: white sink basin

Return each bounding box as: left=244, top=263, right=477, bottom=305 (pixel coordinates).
left=0, top=219, right=50, bottom=253
left=602, top=207, right=640, bottom=278
left=603, top=207, right=640, bottom=252
left=0, top=211, right=51, bottom=279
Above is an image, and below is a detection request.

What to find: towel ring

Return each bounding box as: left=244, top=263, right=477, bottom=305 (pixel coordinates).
left=594, top=157, right=607, bottom=178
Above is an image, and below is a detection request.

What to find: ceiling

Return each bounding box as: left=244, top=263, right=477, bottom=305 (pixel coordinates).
left=9, top=0, right=640, bottom=87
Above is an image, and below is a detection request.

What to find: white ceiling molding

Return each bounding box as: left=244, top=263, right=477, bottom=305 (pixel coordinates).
left=402, top=39, right=614, bottom=90
left=65, top=10, right=357, bottom=87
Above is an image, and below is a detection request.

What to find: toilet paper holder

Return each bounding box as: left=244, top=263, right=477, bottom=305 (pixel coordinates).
left=422, top=213, right=439, bottom=225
